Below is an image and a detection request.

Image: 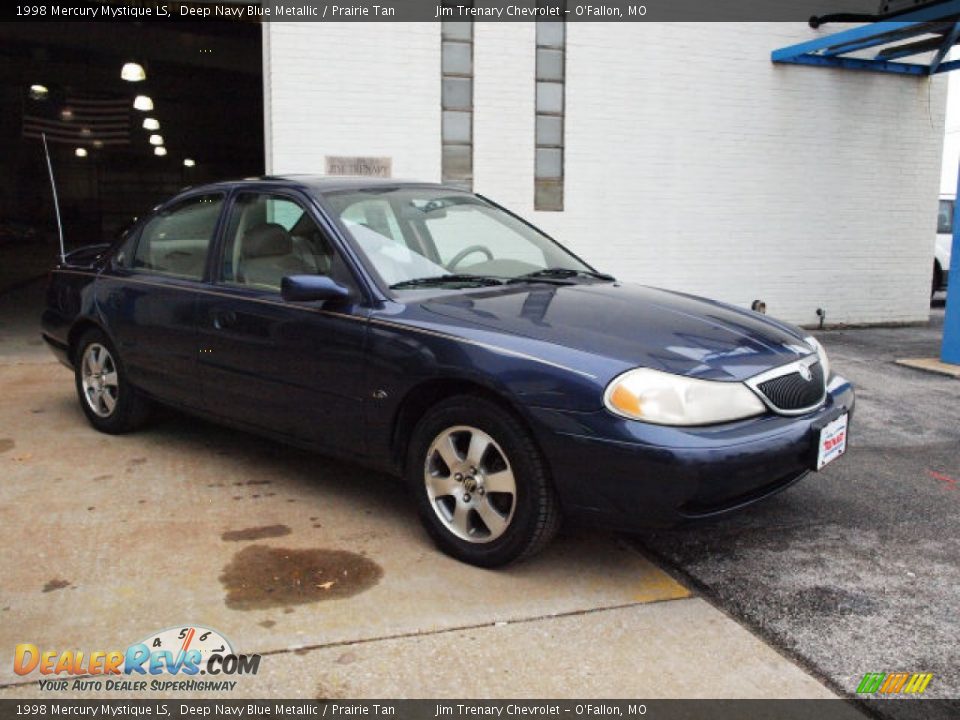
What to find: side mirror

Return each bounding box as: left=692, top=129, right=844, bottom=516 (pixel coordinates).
left=281, top=275, right=351, bottom=303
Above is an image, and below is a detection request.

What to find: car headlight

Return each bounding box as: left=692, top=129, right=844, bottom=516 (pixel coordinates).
left=804, top=336, right=831, bottom=380
left=603, top=368, right=766, bottom=426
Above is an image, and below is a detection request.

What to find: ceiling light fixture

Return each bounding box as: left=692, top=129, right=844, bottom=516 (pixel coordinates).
left=75, top=148, right=88, bottom=158
left=121, top=62, right=146, bottom=82
left=133, top=95, right=153, bottom=111
left=149, top=134, right=164, bottom=146
left=183, top=158, right=196, bottom=168
left=154, top=146, right=167, bottom=156
left=29, top=84, right=49, bottom=100
left=142, top=118, right=159, bottom=131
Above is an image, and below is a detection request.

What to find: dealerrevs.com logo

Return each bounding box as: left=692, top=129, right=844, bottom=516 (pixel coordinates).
left=14, top=625, right=261, bottom=692
left=856, top=672, right=934, bottom=695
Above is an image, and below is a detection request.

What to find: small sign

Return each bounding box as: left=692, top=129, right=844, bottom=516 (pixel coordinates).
left=816, top=412, right=848, bottom=470
left=325, top=156, right=392, bottom=178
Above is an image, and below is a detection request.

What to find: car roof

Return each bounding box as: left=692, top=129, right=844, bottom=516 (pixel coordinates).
left=183, top=175, right=452, bottom=197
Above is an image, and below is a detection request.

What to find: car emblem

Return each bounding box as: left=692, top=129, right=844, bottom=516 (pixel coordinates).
left=798, top=364, right=813, bottom=382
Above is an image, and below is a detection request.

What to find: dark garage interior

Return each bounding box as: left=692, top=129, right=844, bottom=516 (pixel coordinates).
left=0, top=21, right=264, bottom=291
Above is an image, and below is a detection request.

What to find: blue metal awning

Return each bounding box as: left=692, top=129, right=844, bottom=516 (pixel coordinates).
left=773, top=1, right=960, bottom=365
left=772, top=0, right=960, bottom=75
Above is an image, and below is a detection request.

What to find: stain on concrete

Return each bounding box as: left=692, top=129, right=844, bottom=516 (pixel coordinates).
left=128, top=457, right=147, bottom=466
left=246, top=480, right=272, bottom=486
left=30, top=408, right=44, bottom=414
left=221, top=525, right=292, bottom=542
left=283, top=607, right=294, bottom=614
left=336, top=651, right=358, bottom=665
left=92, top=474, right=112, bottom=482
left=286, top=499, right=297, bottom=503
left=258, top=619, right=276, bottom=629
left=220, top=545, right=382, bottom=610
left=232, top=496, right=242, bottom=501
left=0, top=438, right=14, bottom=454
left=43, top=579, right=70, bottom=593
left=87, top=506, right=95, bottom=511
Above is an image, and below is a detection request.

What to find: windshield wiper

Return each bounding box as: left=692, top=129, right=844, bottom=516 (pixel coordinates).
left=389, top=274, right=505, bottom=290
left=509, top=268, right=616, bottom=283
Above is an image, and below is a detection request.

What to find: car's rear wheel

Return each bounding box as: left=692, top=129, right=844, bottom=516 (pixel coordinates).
left=933, top=262, right=943, bottom=297
left=407, top=396, right=560, bottom=567
left=74, top=328, right=152, bottom=434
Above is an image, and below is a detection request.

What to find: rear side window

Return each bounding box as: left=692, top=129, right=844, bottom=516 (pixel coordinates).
left=938, top=199, right=954, bottom=235
left=132, top=194, right=224, bottom=280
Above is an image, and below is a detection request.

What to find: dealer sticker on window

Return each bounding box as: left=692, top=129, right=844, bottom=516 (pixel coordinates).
left=816, top=413, right=848, bottom=470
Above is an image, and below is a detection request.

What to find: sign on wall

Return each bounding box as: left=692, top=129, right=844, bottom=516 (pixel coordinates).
left=325, top=156, right=392, bottom=177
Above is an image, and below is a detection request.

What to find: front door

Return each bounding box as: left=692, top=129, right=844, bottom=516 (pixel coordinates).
left=195, top=191, right=369, bottom=455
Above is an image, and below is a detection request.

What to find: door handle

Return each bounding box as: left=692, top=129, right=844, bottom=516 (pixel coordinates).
left=212, top=310, right=237, bottom=330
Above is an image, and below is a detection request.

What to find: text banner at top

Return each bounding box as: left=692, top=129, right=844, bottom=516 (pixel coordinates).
left=6, top=0, right=889, bottom=23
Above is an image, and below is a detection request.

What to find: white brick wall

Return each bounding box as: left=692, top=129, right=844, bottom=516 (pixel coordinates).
left=940, top=70, right=960, bottom=194
left=265, top=22, right=946, bottom=326
left=264, top=22, right=440, bottom=180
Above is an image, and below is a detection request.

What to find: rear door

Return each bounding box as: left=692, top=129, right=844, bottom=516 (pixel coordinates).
left=98, top=193, right=225, bottom=408
left=195, top=190, right=369, bottom=454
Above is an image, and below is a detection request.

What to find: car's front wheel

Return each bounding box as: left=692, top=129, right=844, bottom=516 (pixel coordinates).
left=407, top=396, right=561, bottom=567
left=74, top=328, right=152, bottom=434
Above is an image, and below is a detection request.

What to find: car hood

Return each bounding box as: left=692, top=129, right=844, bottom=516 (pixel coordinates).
left=417, top=282, right=814, bottom=382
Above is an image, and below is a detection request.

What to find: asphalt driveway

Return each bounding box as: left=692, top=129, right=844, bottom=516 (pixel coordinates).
left=633, top=304, right=960, bottom=718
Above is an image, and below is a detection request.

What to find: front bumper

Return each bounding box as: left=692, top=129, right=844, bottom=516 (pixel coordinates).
left=528, top=375, right=855, bottom=530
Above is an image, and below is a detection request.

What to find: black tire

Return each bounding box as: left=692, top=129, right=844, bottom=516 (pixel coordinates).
left=406, top=395, right=561, bottom=567
left=73, top=328, right=152, bottom=434
left=933, top=262, right=943, bottom=297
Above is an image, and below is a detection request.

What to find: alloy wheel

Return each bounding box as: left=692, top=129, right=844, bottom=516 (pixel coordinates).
left=80, top=343, right=119, bottom=418
left=423, top=425, right=517, bottom=543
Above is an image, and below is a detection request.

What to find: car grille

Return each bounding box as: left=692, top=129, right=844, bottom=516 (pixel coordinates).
left=756, top=361, right=825, bottom=412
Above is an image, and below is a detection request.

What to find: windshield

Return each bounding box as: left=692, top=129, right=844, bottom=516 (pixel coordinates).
left=323, top=187, right=594, bottom=289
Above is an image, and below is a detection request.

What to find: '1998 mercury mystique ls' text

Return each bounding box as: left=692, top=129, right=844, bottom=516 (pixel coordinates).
left=42, top=177, right=854, bottom=566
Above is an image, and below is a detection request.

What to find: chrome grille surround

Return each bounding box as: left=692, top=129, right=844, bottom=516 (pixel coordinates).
left=744, top=354, right=827, bottom=416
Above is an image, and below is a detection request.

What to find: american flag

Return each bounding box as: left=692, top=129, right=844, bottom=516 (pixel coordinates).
left=22, top=90, right=131, bottom=146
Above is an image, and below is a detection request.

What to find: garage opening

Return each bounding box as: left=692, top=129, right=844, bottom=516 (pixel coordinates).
left=0, top=21, right=264, bottom=292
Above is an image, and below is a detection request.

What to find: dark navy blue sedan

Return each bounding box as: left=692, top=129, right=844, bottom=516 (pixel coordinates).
left=42, top=176, right=854, bottom=566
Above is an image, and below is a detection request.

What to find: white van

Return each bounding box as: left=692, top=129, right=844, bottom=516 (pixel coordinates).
left=935, top=195, right=953, bottom=296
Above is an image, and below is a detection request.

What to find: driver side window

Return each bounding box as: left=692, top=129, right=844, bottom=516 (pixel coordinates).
left=220, top=193, right=345, bottom=292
